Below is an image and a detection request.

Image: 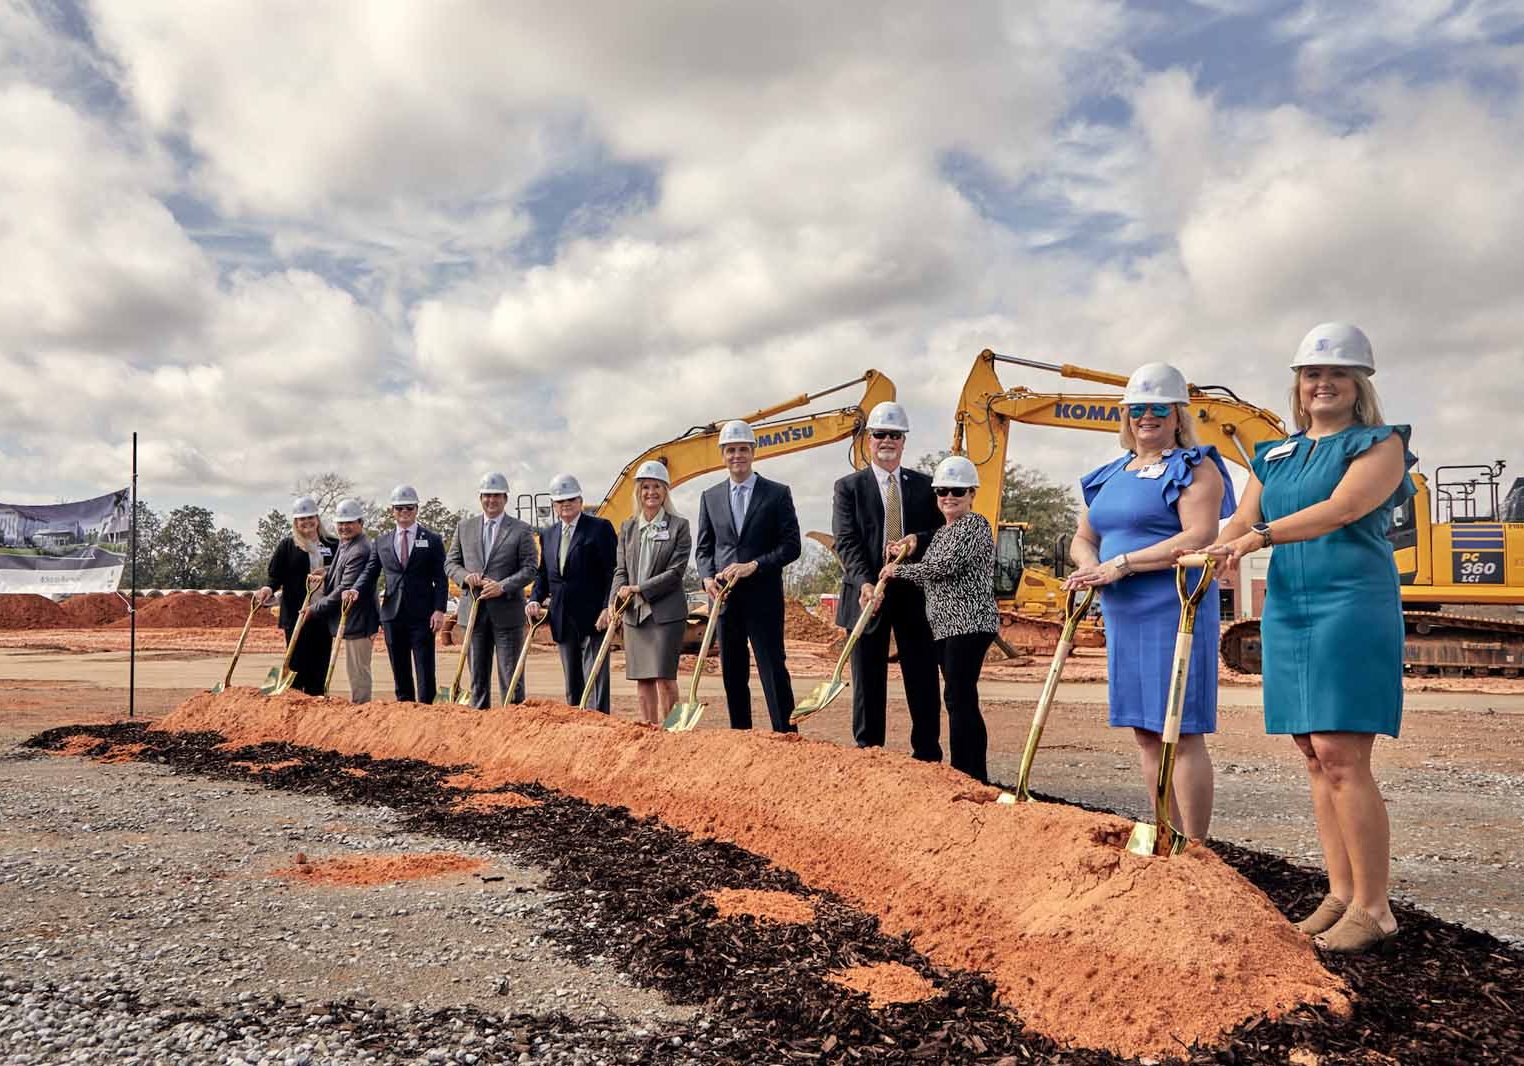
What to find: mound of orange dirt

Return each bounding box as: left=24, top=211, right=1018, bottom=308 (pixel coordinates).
left=0, top=594, right=66, bottom=629
left=784, top=599, right=840, bottom=643
left=58, top=593, right=131, bottom=626
left=111, top=591, right=246, bottom=628
left=155, top=690, right=1348, bottom=1059
left=828, top=962, right=937, bottom=1008
left=707, top=888, right=815, bottom=925
left=271, top=851, right=485, bottom=886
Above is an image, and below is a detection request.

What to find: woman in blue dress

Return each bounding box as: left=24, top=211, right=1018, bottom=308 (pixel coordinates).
left=1200, top=322, right=1414, bottom=954
left=1064, top=362, right=1234, bottom=842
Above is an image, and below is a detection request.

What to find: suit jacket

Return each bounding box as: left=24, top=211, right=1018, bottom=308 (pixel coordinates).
left=611, top=512, right=692, bottom=625
left=311, top=532, right=380, bottom=637
left=532, top=513, right=618, bottom=642
left=694, top=474, right=800, bottom=619
left=375, top=523, right=449, bottom=624
left=446, top=513, right=538, bottom=629
left=831, top=465, right=939, bottom=629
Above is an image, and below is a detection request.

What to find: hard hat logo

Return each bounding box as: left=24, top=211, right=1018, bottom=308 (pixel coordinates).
left=932, top=455, right=980, bottom=489
left=866, top=401, right=911, bottom=434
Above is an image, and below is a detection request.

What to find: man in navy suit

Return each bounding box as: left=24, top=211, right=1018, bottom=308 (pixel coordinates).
left=375, top=484, right=449, bottom=703
left=831, top=402, right=943, bottom=760
left=528, top=474, right=618, bottom=712
left=695, top=420, right=802, bottom=733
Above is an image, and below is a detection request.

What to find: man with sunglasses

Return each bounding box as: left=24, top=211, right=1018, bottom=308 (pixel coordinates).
left=376, top=484, right=449, bottom=703
left=830, top=401, right=943, bottom=760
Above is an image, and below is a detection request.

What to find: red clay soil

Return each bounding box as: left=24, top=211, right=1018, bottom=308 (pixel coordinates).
left=110, top=592, right=268, bottom=629
left=57, top=593, right=130, bottom=626
left=156, top=691, right=1349, bottom=1059
left=230, top=759, right=302, bottom=773
left=450, top=791, right=541, bottom=813
left=707, top=888, right=816, bottom=925
left=48, top=734, right=106, bottom=756
left=0, top=594, right=66, bottom=629
left=271, top=851, right=486, bottom=886
left=828, top=962, right=937, bottom=1008
left=96, top=743, right=148, bottom=763
left=783, top=599, right=841, bottom=643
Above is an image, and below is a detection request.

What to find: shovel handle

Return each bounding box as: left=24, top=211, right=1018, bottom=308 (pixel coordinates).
left=220, top=597, right=260, bottom=689
left=505, top=616, right=542, bottom=706
left=681, top=580, right=731, bottom=707
left=277, top=585, right=318, bottom=673
left=580, top=592, right=633, bottom=709
left=324, top=600, right=352, bottom=695
left=448, top=595, right=482, bottom=701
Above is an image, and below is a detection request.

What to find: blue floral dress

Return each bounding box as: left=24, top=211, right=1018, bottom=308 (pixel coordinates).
left=1252, top=424, right=1417, bottom=736
left=1081, top=446, right=1236, bottom=734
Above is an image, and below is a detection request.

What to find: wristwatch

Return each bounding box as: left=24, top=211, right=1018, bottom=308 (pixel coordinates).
left=1251, top=521, right=1273, bottom=547
left=1108, top=553, right=1132, bottom=575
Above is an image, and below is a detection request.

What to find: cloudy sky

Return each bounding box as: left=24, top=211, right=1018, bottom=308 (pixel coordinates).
left=3, top=0, right=1523, bottom=544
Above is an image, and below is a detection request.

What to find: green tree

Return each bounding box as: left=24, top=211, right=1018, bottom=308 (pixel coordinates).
left=152, top=505, right=218, bottom=588
left=124, top=501, right=164, bottom=587
left=914, top=452, right=1078, bottom=567
left=417, top=497, right=466, bottom=547
left=784, top=539, right=844, bottom=599
left=247, top=508, right=288, bottom=583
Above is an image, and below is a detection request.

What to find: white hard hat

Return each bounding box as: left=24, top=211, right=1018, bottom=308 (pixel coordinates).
left=1122, top=362, right=1189, bottom=406
left=334, top=498, right=364, bottom=523
left=932, top=455, right=980, bottom=489
left=291, top=495, right=320, bottom=519
left=717, top=420, right=756, bottom=448
left=866, top=401, right=910, bottom=434
left=548, top=473, right=582, bottom=502
left=1291, top=322, right=1375, bottom=373
left=634, top=460, right=670, bottom=484
left=389, top=484, right=420, bottom=507
left=478, top=471, right=510, bottom=495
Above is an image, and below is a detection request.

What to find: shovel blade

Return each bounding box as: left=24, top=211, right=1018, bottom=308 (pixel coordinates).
left=1124, top=821, right=1187, bottom=858
left=662, top=701, right=696, bottom=731
left=210, top=681, right=226, bottom=694
left=789, top=680, right=844, bottom=725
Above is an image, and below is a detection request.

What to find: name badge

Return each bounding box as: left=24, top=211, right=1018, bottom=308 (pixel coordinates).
left=320, top=546, right=332, bottom=557
left=652, top=530, right=671, bottom=541
left=1264, top=441, right=1298, bottom=461
left=416, top=537, right=429, bottom=547
left=1137, top=463, right=1166, bottom=480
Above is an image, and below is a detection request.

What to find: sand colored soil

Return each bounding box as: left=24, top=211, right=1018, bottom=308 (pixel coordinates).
left=0, top=594, right=66, bottom=629
left=450, top=791, right=541, bottom=813
left=707, top=888, right=816, bottom=925
left=827, top=962, right=937, bottom=1008
left=271, top=851, right=486, bottom=886
left=783, top=599, right=841, bottom=643
left=57, top=593, right=131, bottom=626
left=156, top=691, right=1348, bottom=1057
left=230, top=759, right=301, bottom=773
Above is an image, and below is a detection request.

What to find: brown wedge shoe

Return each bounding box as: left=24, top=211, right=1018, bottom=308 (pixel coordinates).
left=1292, top=893, right=1347, bottom=935
left=1315, top=903, right=1398, bottom=955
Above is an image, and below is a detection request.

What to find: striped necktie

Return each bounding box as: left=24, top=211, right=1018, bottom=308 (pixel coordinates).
left=885, top=473, right=903, bottom=547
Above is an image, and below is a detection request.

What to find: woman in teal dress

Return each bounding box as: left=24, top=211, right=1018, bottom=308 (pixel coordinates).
left=1201, top=322, right=1415, bottom=955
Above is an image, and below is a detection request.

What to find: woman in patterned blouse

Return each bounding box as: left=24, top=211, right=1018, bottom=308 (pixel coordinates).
left=879, top=455, right=1000, bottom=782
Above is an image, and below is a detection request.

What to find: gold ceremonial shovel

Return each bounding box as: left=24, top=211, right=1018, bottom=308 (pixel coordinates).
left=579, top=592, right=633, bottom=710
left=1013, top=585, right=1096, bottom=801
left=504, top=613, right=545, bottom=707
left=321, top=599, right=353, bottom=696
left=791, top=544, right=910, bottom=725
left=212, top=596, right=261, bottom=693
left=261, top=585, right=316, bottom=695
left=664, top=577, right=735, bottom=732
left=437, top=594, right=482, bottom=705
left=1126, top=552, right=1218, bottom=858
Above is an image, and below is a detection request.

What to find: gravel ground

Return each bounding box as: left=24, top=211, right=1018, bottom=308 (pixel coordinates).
left=0, top=748, right=700, bottom=1064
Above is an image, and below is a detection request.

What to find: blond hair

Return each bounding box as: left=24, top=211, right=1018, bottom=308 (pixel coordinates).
left=631, top=478, right=671, bottom=517
left=290, top=515, right=319, bottom=552
left=1119, top=402, right=1199, bottom=453
left=1289, top=368, right=1384, bottom=431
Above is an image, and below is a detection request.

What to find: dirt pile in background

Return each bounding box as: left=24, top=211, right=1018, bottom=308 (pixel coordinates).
left=0, top=594, right=65, bottom=629
left=783, top=598, right=840, bottom=642
left=271, top=852, right=486, bottom=886
left=828, top=963, right=937, bottom=1008
left=707, top=888, right=816, bottom=925
left=57, top=593, right=130, bottom=626
left=157, top=691, right=1348, bottom=1058
left=111, top=592, right=271, bottom=629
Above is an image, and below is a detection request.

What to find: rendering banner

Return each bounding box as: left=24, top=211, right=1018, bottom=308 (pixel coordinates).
left=0, top=490, right=131, bottom=595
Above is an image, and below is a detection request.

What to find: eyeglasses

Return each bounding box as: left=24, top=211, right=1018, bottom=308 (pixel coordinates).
left=870, top=431, right=904, bottom=441
left=934, top=487, right=970, bottom=498
left=392, top=505, right=417, bottom=512
left=1126, top=403, right=1172, bottom=419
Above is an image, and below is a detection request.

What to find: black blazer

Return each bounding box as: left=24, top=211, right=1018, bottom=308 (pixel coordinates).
left=694, top=474, right=801, bottom=618
left=532, top=513, right=618, bottom=641
left=266, top=534, right=338, bottom=630
left=831, top=466, right=939, bottom=629
left=375, top=523, right=449, bottom=624
left=312, top=533, right=380, bottom=638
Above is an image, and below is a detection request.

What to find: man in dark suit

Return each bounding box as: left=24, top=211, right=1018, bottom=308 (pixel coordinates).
left=695, top=420, right=802, bottom=732
left=528, top=473, right=617, bottom=712
left=308, top=497, right=380, bottom=702
left=446, top=472, right=539, bottom=709
left=375, top=484, right=449, bottom=703
left=831, top=401, right=943, bottom=760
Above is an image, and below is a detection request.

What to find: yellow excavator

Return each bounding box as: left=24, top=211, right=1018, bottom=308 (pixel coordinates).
left=954, top=349, right=1524, bottom=675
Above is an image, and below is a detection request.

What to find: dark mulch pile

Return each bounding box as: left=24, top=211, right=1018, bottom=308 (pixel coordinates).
left=25, top=722, right=1524, bottom=1065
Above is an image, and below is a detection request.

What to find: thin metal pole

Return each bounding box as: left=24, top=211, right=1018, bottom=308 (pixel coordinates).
left=129, top=432, right=137, bottom=720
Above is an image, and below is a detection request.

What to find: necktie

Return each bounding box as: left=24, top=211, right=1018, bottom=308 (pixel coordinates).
left=885, top=474, right=903, bottom=548
left=483, top=518, right=497, bottom=558
left=731, top=483, right=746, bottom=533
left=399, top=527, right=411, bottom=567
left=558, top=523, right=572, bottom=570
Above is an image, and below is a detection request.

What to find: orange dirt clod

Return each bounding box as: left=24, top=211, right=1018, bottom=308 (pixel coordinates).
left=271, top=851, right=486, bottom=886
left=154, top=690, right=1350, bottom=1059
left=451, top=792, right=541, bottom=813
left=707, top=888, right=816, bottom=925
left=828, top=962, right=938, bottom=1008
left=230, top=759, right=301, bottom=773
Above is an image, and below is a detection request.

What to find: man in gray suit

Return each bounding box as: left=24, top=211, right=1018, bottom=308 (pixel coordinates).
left=446, top=472, right=539, bottom=709
left=308, top=497, right=380, bottom=701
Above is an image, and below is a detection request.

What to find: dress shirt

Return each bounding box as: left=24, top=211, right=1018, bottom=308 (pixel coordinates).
left=729, top=472, right=759, bottom=530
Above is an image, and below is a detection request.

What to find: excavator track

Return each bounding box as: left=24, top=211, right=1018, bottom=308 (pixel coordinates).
left=1000, top=610, right=1105, bottom=655
left=1221, top=612, right=1524, bottom=676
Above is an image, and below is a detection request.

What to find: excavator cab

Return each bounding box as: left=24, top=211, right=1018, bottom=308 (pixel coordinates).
left=993, top=522, right=1027, bottom=597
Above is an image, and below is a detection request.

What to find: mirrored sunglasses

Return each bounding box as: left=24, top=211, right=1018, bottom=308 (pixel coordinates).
left=934, top=487, right=970, bottom=497
left=1126, top=403, right=1172, bottom=419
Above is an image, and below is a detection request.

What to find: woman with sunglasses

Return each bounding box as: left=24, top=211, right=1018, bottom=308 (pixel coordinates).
left=1063, top=362, right=1234, bottom=842
left=879, top=455, right=999, bottom=782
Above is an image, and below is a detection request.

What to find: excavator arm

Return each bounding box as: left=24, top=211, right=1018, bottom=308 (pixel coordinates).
left=594, top=370, right=895, bottom=529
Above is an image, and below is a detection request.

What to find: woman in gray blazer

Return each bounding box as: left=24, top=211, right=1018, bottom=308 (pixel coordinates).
left=605, top=461, right=693, bottom=725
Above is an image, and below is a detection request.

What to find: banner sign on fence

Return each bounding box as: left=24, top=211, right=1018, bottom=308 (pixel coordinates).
left=0, top=490, right=131, bottom=595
